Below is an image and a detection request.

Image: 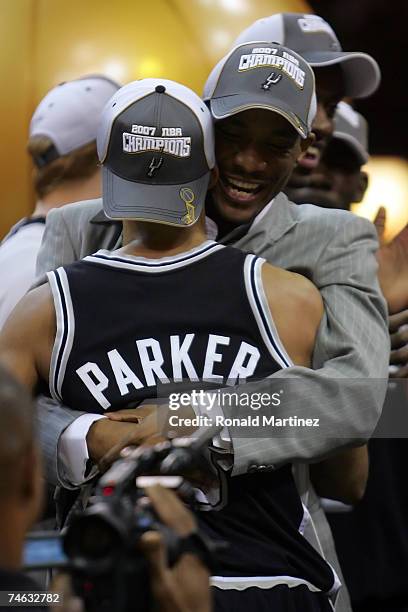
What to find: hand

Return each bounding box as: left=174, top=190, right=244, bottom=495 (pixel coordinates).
left=389, top=309, right=408, bottom=378
left=50, top=573, right=83, bottom=612
left=139, top=484, right=211, bottom=612
left=377, top=221, right=408, bottom=314
left=373, top=206, right=386, bottom=246
left=86, top=417, right=158, bottom=467
left=107, top=402, right=198, bottom=439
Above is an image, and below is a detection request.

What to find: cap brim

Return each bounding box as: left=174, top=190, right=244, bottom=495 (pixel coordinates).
left=210, top=95, right=309, bottom=139
left=333, top=131, right=369, bottom=164
left=302, top=51, right=380, bottom=98
left=102, top=167, right=210, bottom=227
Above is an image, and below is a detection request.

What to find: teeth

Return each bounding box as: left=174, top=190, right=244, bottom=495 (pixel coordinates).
left=306, top=146, right=320, bottom=158
left=227, top=178, right=261, bottom=192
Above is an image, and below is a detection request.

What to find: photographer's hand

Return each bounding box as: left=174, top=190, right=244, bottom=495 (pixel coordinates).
left=139, top=484, right=211, bottom=612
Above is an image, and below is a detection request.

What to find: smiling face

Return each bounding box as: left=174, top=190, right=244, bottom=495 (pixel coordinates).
left=211, top=109, right=310, bottom=225
left=285, top=65, right=345, bottom=203
left=295, top=138, right=368, bottom=211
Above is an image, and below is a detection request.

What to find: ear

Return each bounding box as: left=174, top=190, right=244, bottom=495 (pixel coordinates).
left=298, top=132, right=316, bottom=158
left=208, top=165, right=219, bottom=190
left=354, top=171, right=368, bottom=203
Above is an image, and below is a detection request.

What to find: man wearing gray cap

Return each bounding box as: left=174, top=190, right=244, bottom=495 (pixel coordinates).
left=0, top=76, right=119, bottom=329
left=1, top=76, right=346, bottom=611
left=232, top=12, right=379, bottom=212
left=292, top=101, right=369, bottom=211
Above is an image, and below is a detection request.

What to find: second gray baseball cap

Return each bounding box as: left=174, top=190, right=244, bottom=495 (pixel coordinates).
left=234, top=14, right=380, bottom=98
left=332, top=102, right=369, bottom=163
left=203, top=42, right=316, bottom=139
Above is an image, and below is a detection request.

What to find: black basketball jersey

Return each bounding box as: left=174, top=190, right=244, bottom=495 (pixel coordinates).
left=47, top=240, right=338, bottom=597
left=47, top=241, right=291, bottom=412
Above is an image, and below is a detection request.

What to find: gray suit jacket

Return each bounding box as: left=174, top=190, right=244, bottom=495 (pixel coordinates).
left=36, top=193, right=388, bottom=480
left=35, top=193, right=388, bottom=612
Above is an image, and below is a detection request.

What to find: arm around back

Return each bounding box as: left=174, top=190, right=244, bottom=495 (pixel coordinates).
left=223, top=208, right=389, bottom=474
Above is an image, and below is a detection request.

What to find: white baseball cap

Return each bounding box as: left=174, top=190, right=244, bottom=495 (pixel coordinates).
left=234, top=13, right=380, bottom=98
left=30, top=75, right=120, bottom=166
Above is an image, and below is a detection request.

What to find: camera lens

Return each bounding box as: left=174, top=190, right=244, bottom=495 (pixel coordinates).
left=65, top=515, right=121, bottom=562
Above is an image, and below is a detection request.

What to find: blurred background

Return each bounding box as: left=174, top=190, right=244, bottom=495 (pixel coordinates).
left=1, top=0, right=407, bottom=240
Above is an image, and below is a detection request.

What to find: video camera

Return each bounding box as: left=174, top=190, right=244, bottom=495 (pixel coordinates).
left=25, top=427, right=222, bottom=612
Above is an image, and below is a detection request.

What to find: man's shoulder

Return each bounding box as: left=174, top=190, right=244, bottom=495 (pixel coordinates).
left=49, top=197, right=104, bottom=226
left=290, top=199, right=374, bottom=234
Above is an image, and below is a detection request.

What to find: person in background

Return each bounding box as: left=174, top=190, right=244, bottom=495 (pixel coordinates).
left=0, top=363, right=211, bottom=612
left=291, top=101, right=369, bottom=211
left=0, top=75, right=119, bottom=329
left=297, top=102, right=408, bottom=612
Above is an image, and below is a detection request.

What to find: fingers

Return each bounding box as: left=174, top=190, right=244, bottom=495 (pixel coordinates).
left=390, top=343, right=408, bottom=366
left=389, top=364, right=408, bottom=379
left=50, top=573, right=84, bottom=612
left=144, top=484, right=196, bottom=536
left=389, top=310, right=408, bottom=334
left=106, top=412, right=141, bottom=423
left=106, top=404, right=157, bottom=421
left=373, top=206, right=386, bottom=244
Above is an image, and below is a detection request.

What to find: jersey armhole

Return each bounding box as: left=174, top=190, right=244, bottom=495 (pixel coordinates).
left=46, top=268, right=75, bottom=402
left=243, top=255, right=293, bottom=368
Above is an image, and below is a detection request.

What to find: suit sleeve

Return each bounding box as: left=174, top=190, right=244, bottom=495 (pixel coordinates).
left=219, top=214, right=389, bottom=475
left=35, top=207, right=78, bottom=281
left=35, top=208, right=90, bottom=487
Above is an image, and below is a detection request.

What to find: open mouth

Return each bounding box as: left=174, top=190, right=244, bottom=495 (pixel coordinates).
left=219, top=175, right=267, bottom=204
left=298, top=145, right=321, bottom=170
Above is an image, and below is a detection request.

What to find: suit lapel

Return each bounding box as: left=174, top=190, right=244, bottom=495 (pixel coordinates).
left=230, top=192, right=299, bottom=250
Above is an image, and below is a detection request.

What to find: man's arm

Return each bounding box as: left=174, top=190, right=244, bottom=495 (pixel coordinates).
left=262, top=262, right=369, bottom=503
left=224, top=211, right=389, bottom=474
left=34, top=199, right=123, bottom=487
left=0, top=285, right=55, bottom=389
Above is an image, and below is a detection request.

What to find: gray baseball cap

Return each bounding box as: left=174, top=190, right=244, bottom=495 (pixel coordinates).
left=332, top=101, right=369, bottom=163
left=97, top=79, right=215, bottom=226
left=234, top=13, right=380, bottom=98
left=203, top=42, right=316, bottom=139
left=30, top=75, right=120, bottom=166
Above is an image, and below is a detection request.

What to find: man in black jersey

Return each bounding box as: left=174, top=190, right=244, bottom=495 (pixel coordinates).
left=0, top=72, right=356, bottom=610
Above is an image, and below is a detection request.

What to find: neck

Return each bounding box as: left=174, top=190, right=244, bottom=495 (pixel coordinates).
left=120, top=216, right=207, bottom=259
left=33, top=171, right=101, bottom=217
left=0, top=504, right=25, bottom=570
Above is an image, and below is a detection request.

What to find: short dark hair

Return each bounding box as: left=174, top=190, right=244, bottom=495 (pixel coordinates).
left=27, top=136, right=99, bottom=199
left=0, top=366, right=35, bottom=497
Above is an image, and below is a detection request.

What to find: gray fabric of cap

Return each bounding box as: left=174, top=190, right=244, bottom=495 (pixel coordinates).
left=97, top=79, right=215, bottom=226
left=332, top=101, right=369, bottom=163
left=234, top=13, right=381, bottom=98
left=30, top=75, right=120, bottom=157
left=203, top=42, right=316, bottom=139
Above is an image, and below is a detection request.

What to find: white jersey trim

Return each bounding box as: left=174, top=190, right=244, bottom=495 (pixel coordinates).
left=211, top=574, right=322, bottom=592
left=243, top=255, right=292, bottom=368
left=47, top=268, right=75, bottom=402
left=84, top=240, right=225, bottom=273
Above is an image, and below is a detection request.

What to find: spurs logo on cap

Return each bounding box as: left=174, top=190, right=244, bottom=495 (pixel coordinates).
left=147, top=157, right=164, bottom=177
left=261, top=72, right=282, bottom=90
left=238, top=47, right=305, bottom=89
